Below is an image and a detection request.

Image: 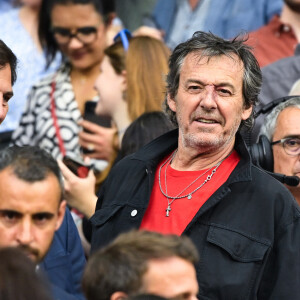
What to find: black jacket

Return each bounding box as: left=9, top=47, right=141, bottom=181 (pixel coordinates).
left=90, top=129, right=300, bottom=299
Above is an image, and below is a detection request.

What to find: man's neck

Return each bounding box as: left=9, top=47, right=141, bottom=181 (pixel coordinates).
left=280, top=4, right=300, bottom=41
left=171, top=138, right=235, bottom=171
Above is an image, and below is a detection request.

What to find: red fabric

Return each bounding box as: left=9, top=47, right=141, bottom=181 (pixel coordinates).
left=140, top=150, right=240, bottom=235
left=246, top=15, right=297, bottom=67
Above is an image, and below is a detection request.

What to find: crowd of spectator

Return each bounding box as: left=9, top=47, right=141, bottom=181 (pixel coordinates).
left=1, top=0, right=300, bottom=299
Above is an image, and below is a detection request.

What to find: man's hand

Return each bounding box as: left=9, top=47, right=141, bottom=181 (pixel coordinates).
left=58, top=159, right=97, bottom=218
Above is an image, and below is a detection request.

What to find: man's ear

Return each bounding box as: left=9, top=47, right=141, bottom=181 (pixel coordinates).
left=55, top=200, right=66, bottom=231
left=241, top=105, right=253, bottom=121
left=110, top=291, right=128, bottom=300
left=167, top=93, right=176, bottom=112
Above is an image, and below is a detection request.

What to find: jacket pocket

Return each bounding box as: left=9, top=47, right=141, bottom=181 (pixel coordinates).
left=207, top=226, right=268, bottom=262
left=198, top=225, right=270, bottom=299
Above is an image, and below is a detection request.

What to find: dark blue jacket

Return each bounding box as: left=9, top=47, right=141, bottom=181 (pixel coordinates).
left=90, top=129, right=300, bottom=299
left=41, top=207, right=86, bottom=300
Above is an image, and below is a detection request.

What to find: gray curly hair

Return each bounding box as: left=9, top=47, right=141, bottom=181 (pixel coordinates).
left=163, top=31, right=262, bottom=131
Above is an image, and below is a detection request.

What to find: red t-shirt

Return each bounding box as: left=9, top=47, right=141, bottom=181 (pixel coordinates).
left=140, top=150, right=240, bottom=235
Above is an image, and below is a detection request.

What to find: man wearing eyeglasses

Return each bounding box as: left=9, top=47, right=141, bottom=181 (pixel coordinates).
left=260, top=96, right=300, bottom=205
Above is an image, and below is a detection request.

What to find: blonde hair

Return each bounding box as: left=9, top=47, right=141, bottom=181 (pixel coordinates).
left=105, top=36, right=170, bottom=121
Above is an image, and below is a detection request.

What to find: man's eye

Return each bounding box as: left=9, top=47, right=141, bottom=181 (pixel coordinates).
left=188, top=85, right=201, bottom=93
left=218, top=89, right=231, bottom=96
left=33, top=214, right=53, bottom=225
left=0, top=211, right=20, bottom=224
left=3, top=96, right=11, bottom=103
left=285, top=138, right=300, bottom=147
left=5, top=212, right=16, bottom=219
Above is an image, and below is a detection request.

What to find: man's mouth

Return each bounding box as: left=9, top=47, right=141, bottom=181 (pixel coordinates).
left=18, top=245, right=39, bottom=261
left=195, top=118, right=218, bottom=124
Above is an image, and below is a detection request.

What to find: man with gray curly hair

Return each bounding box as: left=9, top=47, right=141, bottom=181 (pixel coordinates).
left=90, top=31, right=300, bottom=299
left=260, top=96, right=300, bottom=204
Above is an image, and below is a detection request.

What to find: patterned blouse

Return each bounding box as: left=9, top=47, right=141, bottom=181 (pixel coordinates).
left=11, top=64, right=107, bottom=170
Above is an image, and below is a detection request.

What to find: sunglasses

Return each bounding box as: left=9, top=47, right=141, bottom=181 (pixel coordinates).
left=113, top=29, right=132, bottom=51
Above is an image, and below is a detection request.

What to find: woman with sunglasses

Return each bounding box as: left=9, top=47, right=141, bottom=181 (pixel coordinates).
left=11, top=0, right=117, bottom=170
left=58, top=33, right=171, bottom=220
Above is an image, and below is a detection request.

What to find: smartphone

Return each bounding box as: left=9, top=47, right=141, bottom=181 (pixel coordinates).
left=83, top=100, right=111, bottom=129
left=82, top=101, right=112, bottom=154
left=62, top=156, right=90, bottom=178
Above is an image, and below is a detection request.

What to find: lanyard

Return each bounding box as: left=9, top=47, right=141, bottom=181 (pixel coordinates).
left=50, top=77, right=66, bottom=157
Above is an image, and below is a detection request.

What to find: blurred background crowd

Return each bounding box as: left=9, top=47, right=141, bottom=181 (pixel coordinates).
left=1, top=0, right=300, bottom=299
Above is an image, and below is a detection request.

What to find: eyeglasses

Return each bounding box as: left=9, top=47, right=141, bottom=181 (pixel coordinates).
left=52, top=26, right=99, bottom=45
left=271, top=137, right=300, bottom=156
left=113, top=29, right=132, bottom=51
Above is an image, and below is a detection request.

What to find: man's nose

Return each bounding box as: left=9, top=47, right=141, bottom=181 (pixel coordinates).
left=16, top=220, right=34, bottom=245
left=199, top=85, right=217, bottom=110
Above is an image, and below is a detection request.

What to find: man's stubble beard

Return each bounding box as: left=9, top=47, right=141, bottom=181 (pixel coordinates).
left=177, top=110, right=241, bottom=154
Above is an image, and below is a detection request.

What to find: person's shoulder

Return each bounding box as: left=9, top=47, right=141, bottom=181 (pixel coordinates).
left=30, top=64, right=66, bottom=90
left=251, top=165, right=300, bottom=213
left=30, top=73, right=55, bottom=89
left=111, top=153, right=143, bottom=175
left=246, top=15, right=278, bottom=45
left=0, top=9, right=21, bottom=37
left=251, top=165, right=291, bottom=192
left=262, top=55, right=300, bottom=78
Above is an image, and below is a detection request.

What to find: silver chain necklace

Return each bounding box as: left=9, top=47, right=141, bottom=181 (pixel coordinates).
left=158, top=149, right=225, bottom=217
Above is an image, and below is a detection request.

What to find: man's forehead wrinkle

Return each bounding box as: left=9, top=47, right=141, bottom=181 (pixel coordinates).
left=186, top=52, right=244, bottom=71
left=181, top=56, right=243, bottom=89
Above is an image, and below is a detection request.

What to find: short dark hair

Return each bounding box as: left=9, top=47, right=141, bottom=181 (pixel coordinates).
left=164, top=31, right=262, bottom=130
left=0, top=145, right=64, bottom=201
left=0, top=247, right=53, bottom=300
left=0, top=39, right=17, bottom=85
left=82, top=230, right=199, bottom=300
left=38, top=0, right=112, bottom=68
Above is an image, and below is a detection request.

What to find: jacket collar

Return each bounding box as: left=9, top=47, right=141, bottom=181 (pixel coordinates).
left=132, top=128, right=179, bottom=163
left=132, top=129, right=252, bottom=180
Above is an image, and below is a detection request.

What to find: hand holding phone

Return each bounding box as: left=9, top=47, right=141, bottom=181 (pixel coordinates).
left=82, top=101, right=111, bottom=154
left=62, top=156, right=90, bottom=178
